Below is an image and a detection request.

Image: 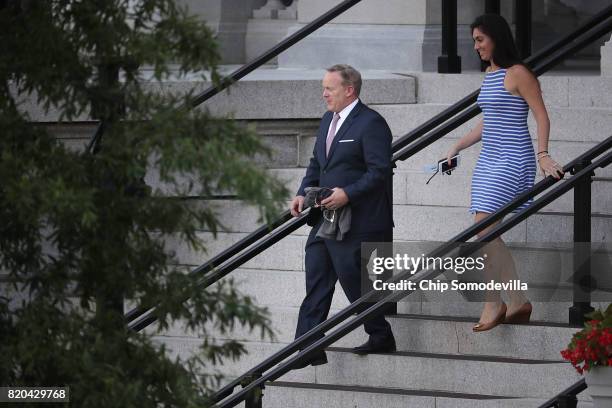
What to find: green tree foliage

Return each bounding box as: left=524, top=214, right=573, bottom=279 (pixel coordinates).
left=0, top=1, right=288, bottom=406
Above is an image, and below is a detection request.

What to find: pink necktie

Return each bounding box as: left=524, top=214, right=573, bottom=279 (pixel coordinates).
left=326, top=112, right=340, bottom=157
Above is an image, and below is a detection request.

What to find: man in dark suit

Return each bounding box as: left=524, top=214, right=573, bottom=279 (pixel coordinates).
left=290, top=64, right=396, bottom=369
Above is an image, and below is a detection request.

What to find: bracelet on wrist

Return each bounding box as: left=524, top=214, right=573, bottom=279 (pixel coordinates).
left=537, top=153, right=550, bottom=161
left=537, top=150, right=549, bottom=156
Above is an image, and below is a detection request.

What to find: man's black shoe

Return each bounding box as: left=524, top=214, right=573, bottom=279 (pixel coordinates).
left=352, top=336, right=396, bottom=355
left=290, top=350, right=328, bottom=370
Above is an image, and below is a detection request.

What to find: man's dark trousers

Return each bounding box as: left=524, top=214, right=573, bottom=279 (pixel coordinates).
left=294, top=222, right=392, bottom=342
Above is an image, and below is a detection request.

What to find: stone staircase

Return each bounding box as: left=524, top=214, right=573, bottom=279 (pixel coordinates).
left=43, top=66, right=612, bottom=407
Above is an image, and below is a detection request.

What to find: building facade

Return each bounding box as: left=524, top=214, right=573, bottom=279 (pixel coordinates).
left=181, top=0, right=610, bottom=71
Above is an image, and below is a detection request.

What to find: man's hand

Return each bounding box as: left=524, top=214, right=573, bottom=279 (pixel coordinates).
left=290, top=195, right=305, bottom=217
left=320, top=187, right=349, bottom=210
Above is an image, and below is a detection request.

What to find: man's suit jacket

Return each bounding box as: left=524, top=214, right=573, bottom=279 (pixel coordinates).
left=297, top=100, right=394, bottom=234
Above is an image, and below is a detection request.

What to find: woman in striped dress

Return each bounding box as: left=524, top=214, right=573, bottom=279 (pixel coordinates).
left=446, top=14, right=564, bottom=332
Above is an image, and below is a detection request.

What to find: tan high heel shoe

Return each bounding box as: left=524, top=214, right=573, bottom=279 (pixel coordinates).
left=504, top=302, right=532, bottom=324
left=473, top=302, right=507, bottom=332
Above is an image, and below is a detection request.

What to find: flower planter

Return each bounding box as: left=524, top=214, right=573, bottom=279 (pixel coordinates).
left=585, top=366, right=612, bottom=408
left=561, top=305, right=612, bottom=406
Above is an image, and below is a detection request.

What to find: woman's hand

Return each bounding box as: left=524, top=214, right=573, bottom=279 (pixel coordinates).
left=446, top=145, right=460, bottom=166
left=538, top=155, right=564, bottom=179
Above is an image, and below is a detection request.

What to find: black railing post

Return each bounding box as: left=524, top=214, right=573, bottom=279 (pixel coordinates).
left=383, top=170, right=397, bottom=315
left=557, top=394, right=578, bottom=408
left=537, top=378, right=587, bottom=408
left=485, top=0, right=500, bottom=14
left=515, top=0, right=532, bottom=58
left=241, top=373, right=264, bottom=408
left=569, top=159, right=595, bottom=327
left=438, top=0, right=461, bottom=73
left=481, top=0, right=501, bottom=71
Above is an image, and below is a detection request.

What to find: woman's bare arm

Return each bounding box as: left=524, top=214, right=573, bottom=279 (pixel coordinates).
left=508, top=65, right=563, bottom=179
left=447, top=119, right=483, bottom=164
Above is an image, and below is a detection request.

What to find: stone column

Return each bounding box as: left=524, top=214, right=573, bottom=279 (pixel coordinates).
left=246, top=0, right=298, bottom=64
left=178, top=0, right=265, bottom=64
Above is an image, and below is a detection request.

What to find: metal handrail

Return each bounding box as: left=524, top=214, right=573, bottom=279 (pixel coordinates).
left=537, top=379, right=587, bottom=408
left=124, top=210, right=295, bottom=323
left=125, top=6, right=612, bottom=328
left=128, top=210, right=307, bottom=331
left=215, top=142, right=612, bottom=407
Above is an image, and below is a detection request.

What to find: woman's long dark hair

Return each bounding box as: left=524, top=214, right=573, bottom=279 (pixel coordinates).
left=470, top=13, right=539, bottom=84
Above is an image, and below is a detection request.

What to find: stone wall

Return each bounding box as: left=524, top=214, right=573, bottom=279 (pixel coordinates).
left=180, top=0, right=606, bottom=72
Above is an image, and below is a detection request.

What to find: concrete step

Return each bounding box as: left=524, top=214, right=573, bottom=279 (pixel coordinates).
left=23, top=68, right=612, bottom=122
left=372, top=104, right=612, bottom=143
left=268, top=167, right=612, bottom=212
left=180, top=302, right=580, bottom=361
left=176, top=136, right=612, bottom=190
left=189, top=232, right=612, bottom=287
left=396, top=171, right=612, bottom=214
left=168, top=226, right=515, bottom=271
left=183, top=167, right=612, bottom=233
left=310, top=347, right=580, bottom=399
left=155, top=337, right=582, bottom=400
left=21, top=69, right=416, bottom=122
left=49, top=121, right=323, bottom=171
left=292, top=203, right=610, bottom=243
left=172, top=199, right=612, bottom=248
left=140, top=145, right=612, bottom=199
left=48, top=110, right=612, bottom=184
left=168, top=233, right=306, bottom=272
left=146, top=154, right=612, bottom=202
left=399, top=299, right=612, bottom=325
left=390, top=136, right=612, bottom=177
left=410, top=71, right=612, bottom=108
left=391, top=204, right=612, bottom=243
left=262, top=381, right=593, bottom=408
left=194, top=72, right=415, bottom=120
left=150, top=263, right=609, bottom=326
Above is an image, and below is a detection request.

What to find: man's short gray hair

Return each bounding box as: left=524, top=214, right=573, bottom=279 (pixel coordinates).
left=326, top=64, right=362, bottom=96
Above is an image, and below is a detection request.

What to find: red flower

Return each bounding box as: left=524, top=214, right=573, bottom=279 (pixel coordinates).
left=561, top=306, right=612, bottom=374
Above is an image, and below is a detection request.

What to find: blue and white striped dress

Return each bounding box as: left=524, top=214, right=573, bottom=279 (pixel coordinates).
left=470, top=68, right=536, bottom=214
